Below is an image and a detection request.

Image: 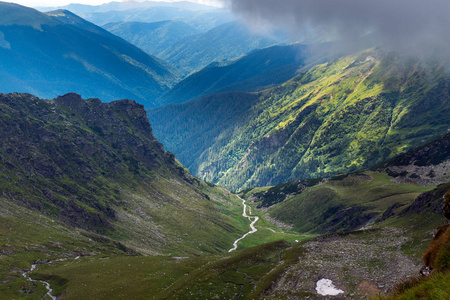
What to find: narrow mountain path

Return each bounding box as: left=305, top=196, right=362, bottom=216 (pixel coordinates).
left=229, top=196, right=259, bottom=252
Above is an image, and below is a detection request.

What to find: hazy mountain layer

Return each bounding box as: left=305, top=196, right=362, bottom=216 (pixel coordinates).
left=0, top=3, right=178, bottom=107
left=159, top=21, right=288, bottom=76
left=103, top=20, right=198, bottom=57
left=149, top=50, right=450, bottom=191
left=159, top=44, right=309, bottom=105
left=45, top=1, right=234, bottom=32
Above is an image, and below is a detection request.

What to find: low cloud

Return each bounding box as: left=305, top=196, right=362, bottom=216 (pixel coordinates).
left=224, top=0, right=450, bottom=59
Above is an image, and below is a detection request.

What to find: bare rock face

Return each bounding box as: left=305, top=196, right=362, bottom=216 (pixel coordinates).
left=419, top=265, right=432, bottom=277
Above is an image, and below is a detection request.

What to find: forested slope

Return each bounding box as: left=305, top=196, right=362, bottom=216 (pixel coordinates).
left=150, top=50, right=450, bottom=191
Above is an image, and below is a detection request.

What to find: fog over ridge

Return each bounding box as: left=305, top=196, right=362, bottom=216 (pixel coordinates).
left=223, top=0, right=450, bottom=59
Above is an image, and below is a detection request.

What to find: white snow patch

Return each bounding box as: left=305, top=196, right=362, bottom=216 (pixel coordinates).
left=315, top=278, right=344, bottom=296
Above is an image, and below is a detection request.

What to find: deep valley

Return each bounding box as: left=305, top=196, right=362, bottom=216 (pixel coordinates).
left=0, top=1, right=449, bottom=299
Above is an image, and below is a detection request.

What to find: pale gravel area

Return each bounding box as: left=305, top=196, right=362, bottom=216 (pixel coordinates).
left=385, top=160, right=450, bottom=186
left=261, top=227, right=422, bottom=299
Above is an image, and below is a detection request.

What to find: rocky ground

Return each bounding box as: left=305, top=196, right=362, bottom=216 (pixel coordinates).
left=261, top=227, right=423, bottom=299
left=386, top=160, right=450, bottom=186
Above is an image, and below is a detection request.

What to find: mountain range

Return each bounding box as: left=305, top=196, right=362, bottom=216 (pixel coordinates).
left=157, top=21, right=289, bottom=76
left=159, top=43, right=310, bottom=105
left=149, top=49, right=450, bottom=191
left=0, top=1, right=449, bottom=299
left=39, top=0, right=234, bottom=32
left=0, top=3, right=178, bottom=107
left=103, top=20, right=199, bottom=58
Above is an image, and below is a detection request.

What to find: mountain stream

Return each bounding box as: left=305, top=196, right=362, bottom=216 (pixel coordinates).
left=229, top=196, right=259, bottom=252
left=22, top=258, right=75, bottom=300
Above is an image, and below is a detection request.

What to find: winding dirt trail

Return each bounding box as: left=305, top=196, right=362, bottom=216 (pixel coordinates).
left=229, top=196, right=259, bottom=252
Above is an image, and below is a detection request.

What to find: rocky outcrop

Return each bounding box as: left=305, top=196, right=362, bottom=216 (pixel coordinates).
left=443, top=188, right=450, bottom=221
left=381, top=132, right=450, bottom=186
left=0, top=93, right=190, bottom=233
left=400, top=183, right=450, bottom=216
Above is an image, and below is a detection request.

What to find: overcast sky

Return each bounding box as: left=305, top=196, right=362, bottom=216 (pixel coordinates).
left=224, top=0, right=450, bottom=59
left=12, top=0, right=450, bottom=60
left=9, top=0, right=224, bottom=8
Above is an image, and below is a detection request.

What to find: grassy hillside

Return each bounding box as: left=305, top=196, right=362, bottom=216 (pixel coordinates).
left=150, top=49, right=450, bottom=191
left=0, top=91, right=252, bottom=298
left=14, top=176, right=447, bottom=299
left=258, top=172, right=445, bottom=234
left=0, top=92, right=254, bottom=255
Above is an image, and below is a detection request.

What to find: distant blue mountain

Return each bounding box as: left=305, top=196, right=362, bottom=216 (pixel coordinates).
left=159, top=22, right=289, bottom=76
left=103, top=20, right=199, bottom=57
left=0, top=3, right=179, bottom=107
left=38, top=1, right=234, bottom=32
left=159, top=44, right=308, bottom=105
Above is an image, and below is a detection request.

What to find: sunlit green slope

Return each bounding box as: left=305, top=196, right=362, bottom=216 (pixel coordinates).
left=0, top=92, right=248, bottom=257
left=149, top=49, right=450, bottom=191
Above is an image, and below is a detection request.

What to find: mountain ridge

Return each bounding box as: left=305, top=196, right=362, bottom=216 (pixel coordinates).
left=0, top=92, right=246, bottom=256
left=149, top=49, right=450, bottom=191
left=103, top=19, right=198, bottom=58
left=159, top=43, right=309, bottom=105
left=158, top=21, right=288, bottom=76
left=0, top=2, right=178, bottom=107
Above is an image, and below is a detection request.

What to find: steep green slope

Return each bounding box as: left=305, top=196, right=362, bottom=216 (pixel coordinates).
left=2, top=100, right=446, bottom=299
left=0, top=91, right=265, bottom=298
left=103, top=20, right=199, bottom=58
left=0, top=92, right=248, bottom=256
left=158, top=21, right=288, bottom=76
left=242, top=129, right=450, bottom=235
left=149, top=49, right=450, bottom=191
left=159, top=44, right=309, bottom=105
left=0, top=3, right=178, bottom=107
